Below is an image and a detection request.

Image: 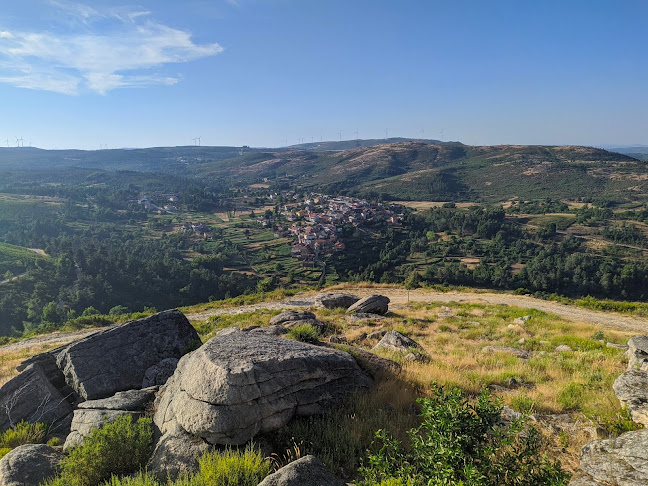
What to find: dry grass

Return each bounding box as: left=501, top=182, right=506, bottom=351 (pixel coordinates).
left=0, top=341, right=76, bottom=386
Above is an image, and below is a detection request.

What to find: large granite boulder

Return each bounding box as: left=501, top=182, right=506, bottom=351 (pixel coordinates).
left=147, top=426, right=209, bottom=480
left=142, top=358, right=179, bottom=388
left=613, top=369, right=648, bottom=427
left=154, top=328, right=371, bottom=446
left=314, top=293, right=359, bottom=309
left=270, top=310, right=316, bottom=326
left=55, top=309, right=200, bottom=400
left=346, top=295, right=390, bottom=315
left=373, top=331, right=422, bottom=354
left=0, top=363, right=73, bottom=435
left=0, top=444, right=62, bottom=486
left=257, top=455, right=345, bottom=486
left=64, top=387, right=157, bottom=450
left=571, top=429, right=648, bottom=486
left=626, top=336, right=648, bottom=371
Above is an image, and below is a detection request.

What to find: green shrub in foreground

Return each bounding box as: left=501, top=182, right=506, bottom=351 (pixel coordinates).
left=358, top=384, right=569, bottom=486
left=47, top=415, right=153, bottom=486
left=100, top=445, right=270, bottom=486
left=0, top=420, right=47, bottom=449
left=286, top=324, right=320, bottom=344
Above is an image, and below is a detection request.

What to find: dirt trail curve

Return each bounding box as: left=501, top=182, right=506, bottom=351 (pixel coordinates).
left=5, top=289, right=648, bottom=354
left=186, top=288, right=648, bottom=334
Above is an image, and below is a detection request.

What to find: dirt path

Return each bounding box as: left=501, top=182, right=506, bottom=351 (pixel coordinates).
left=185, top=288, right=648, bottom=334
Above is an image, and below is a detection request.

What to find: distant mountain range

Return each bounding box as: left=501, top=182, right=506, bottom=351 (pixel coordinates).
left=1, top=140, right=646, bottom=203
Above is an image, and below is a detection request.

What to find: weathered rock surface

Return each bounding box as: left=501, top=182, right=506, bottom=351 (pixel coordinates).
left=607, top=342, right=629, bottom=350
left=0, top=363, right=73, bottom=434
left=249, top=325, right=289, bottom=336
left=0, top=444, right=62, bottom=486
left=314, top=293, right=359, bottom=309
left=329, top=345, right=400, bottom=378
left=257, top=455, right=345, bottom=486
left=555, top=345, right=573, bottom=352
left=143, top=358, right=179, bottom=388
left=154, top=329, right=372, bottom=445
left=373, top=331, right=422, bottom=354
left=481, top=346, right=531, bottom=359
left=346, top=294, right=390, bottom=315
left=626, top=336, right=648, bottom=371
left=148, top=427, right=209, bottom=480
left=64, top=387, right=157, bottom=450
left=54, top=309, right=200, bottom=400
left=269, top=310, right=316, bottom=326
left=347, top=312, right=386, bottom=323
left=613, top=369, right=648, bottom=427
left=572, top=429, right=648, bottom=486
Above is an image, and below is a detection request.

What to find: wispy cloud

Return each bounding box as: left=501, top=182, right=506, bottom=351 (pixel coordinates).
left=0, top=1, right=223, bottom=95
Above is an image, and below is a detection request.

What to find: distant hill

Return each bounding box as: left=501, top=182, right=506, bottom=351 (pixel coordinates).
left=272, top=137, right=459, bottom=152
left=604, top=145, right=648, bottom=161
left=1, top=141, right=645, bottom=204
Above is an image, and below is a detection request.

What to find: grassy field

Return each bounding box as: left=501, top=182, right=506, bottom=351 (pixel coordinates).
left=0, top=242, right=47, bottom=276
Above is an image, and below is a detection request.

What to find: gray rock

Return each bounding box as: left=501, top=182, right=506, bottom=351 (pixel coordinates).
left=568, top=476, right=606, bottom=486
left=613, top=369, right=648, bottom=427
left=328, top=335, right=347, bottom=344
left=331, top=345, right=400, bottom=378
left=367, top=330, right=386, bottom=340
left=373, top=331, right=422, bottom=354
left=607, top=342, right=629, bottom=350
left=55, top=309, right=200, bottom=400
left=64, top=387, right=157, bottom=450
left=249, top=325, right=288, bottom=336
left=627, top=336, right=648, bottom=371
left=143, top=358, right=180, bottom=388
left=481, top=346, right=531, bottom=360
left=555, top=345, right=573, bottom=352
left=514, top=315, right=532, bottom=325
left=346, top=294, right=390, bottom=315
left=314, top=293, right=359, bottom=309
left=0, top=444, right=62, bottom=486
left=270, top=310, right=316, bottom=326
left=148, top=427, right=209, bottom=480
left=347, top=313, right=387, bottom=323
left=575, top=429, right=648, bottom=486
left=0, top=364, right=73, bottom=435
left=257, top=455, right=345, bottom=486
left=500, top=406, right=524, bottom=422
left=154, top=329, right=371, bottom=445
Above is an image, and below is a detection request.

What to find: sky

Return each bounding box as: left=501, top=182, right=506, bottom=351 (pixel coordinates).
left=0, top=0, right=646, bottom=150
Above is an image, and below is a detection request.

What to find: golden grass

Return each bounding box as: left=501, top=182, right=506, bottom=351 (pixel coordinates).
left=0, top=341, right=77, bottom=386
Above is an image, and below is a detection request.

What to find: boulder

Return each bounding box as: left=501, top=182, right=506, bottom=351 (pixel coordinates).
left=330, top=345, right=401, bottom=378
left=143, top=358, right=180, bottom=388
left=64, top=387, right=157, bottom=450
left=555, top=345, right=573, bottom=352
left=367, top=330, right=386, bottom=340
left=481, top=346, right=531, bottom=360
left=148, top=427, right=209, bottom=480
left=607, top=342, right=629, bottom=350
left=270, top=310, right=316, bottom=326
left=373, top=331, right=422, bottom=354
left=574, top=429, right=648, bottom=486
left=55, top=309, right=200, bottom=400
left=626, top=336, right=648, bottom=371
left=0, top=444, right=62, bottom=486
left=0, top=363, right=73, bottom=435
left=257, top=455, right=345, bottom=486
left=154, top=329, right=371, bottom=445
left=328, top=335, right=347, bottom=344
left=249, top=325, right=288, bottom=336
left=314, top=293, right=359, bottom=309
left=346, top=295, right=390, bottom=315
left=347, top=313, right=387, bottom=323
left=613, top=369, right=648, bottom=427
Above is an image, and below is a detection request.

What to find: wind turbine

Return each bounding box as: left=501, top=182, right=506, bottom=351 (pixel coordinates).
left=4, top=138, right=8, bottom=147
left=197, top=137, right=201, bottom=146
left=385, top=129, right=389, bottom=140
left=354, top=129, right=359, bottom=139
left=16, top=136, right=24, bottom=147
left=337, top=131, right=342, bottom=141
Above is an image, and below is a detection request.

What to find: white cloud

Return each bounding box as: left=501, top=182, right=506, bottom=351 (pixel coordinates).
left=0, top=2, right=223, bottom=95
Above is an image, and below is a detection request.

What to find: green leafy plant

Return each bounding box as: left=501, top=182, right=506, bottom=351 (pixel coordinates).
left=286, top=324, right=320, bottom=344
left=358, top=384, right=568, bottom=486
left=0, top=420, right=47, bottom=449
left=46, top=415, right=153, bottom=486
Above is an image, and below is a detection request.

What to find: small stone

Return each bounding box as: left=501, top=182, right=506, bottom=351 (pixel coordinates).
left=481, top=346, right=531, bottom=360
left=518, top=338, right=526, bottom=344
left=606, top=342, right=629, bottom=350
left=555, top=345, right=573, bottom=352
left=328, top=335, right=347, bottom=344
left=367, top=330, right=386, bottom=340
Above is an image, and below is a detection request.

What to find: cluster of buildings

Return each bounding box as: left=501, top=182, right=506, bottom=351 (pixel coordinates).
left=260, top=193, right=403, bottom=266
left=137, top=194, right=180, bottom=214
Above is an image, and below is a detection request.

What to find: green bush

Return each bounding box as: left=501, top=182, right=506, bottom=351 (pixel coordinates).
left=358, top=384, right=568, bottom=486
left=286, top=324, right=320, bottom=344
left=0, top=420, right=47, bottom=449
left=47, top=415, right=153, bottom=486
left=194, top=445, right=271, bottom=486
left=102, top=472, right=161, bottom=486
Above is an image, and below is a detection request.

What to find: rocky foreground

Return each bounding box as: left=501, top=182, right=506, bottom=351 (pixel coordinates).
left=0, top=294, right=390, bottom=485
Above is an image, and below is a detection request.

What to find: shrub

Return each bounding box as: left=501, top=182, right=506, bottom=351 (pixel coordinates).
left=102, top=472, right=161, bottom=486
left=358, top=384, right=568, bottom=486
left=194, top=444, right=271, bottom=486
left=286, top=324, right=320, bottom=344
left=47, top=415, right=153, bottom=486
left=0, top=420, right=47, bottom=449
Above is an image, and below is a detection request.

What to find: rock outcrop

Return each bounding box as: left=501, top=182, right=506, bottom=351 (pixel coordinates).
left=54, top=309, right=200, bottom=400
left=147, top=426, right=209, bottom=480
left=314, top=293, right=359, bottom=309
left=346, top=294, right=390, bottom=315
left=269, top=310, right=316, bottom=326
left=64, top=387, right=157, bottom=449
left=571, top=430, right=648, bottom=485
left=373, top=331, right=422, bottom=354
left=257, top=455, right=345, bottom=486
left=613, top=369, right=648, bottom=427
left=0, top=444, right=62, bottom=486
left=626, top=336, right=648, bottom=371
left=0, top=363, right=74, bottom=435
left=142, top=358, right=179, bottom=388
left=154, top=328, right=372, bottom=446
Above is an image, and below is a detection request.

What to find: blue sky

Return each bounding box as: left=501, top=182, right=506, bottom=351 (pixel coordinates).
left=0, top=0, right=646, bottom=150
